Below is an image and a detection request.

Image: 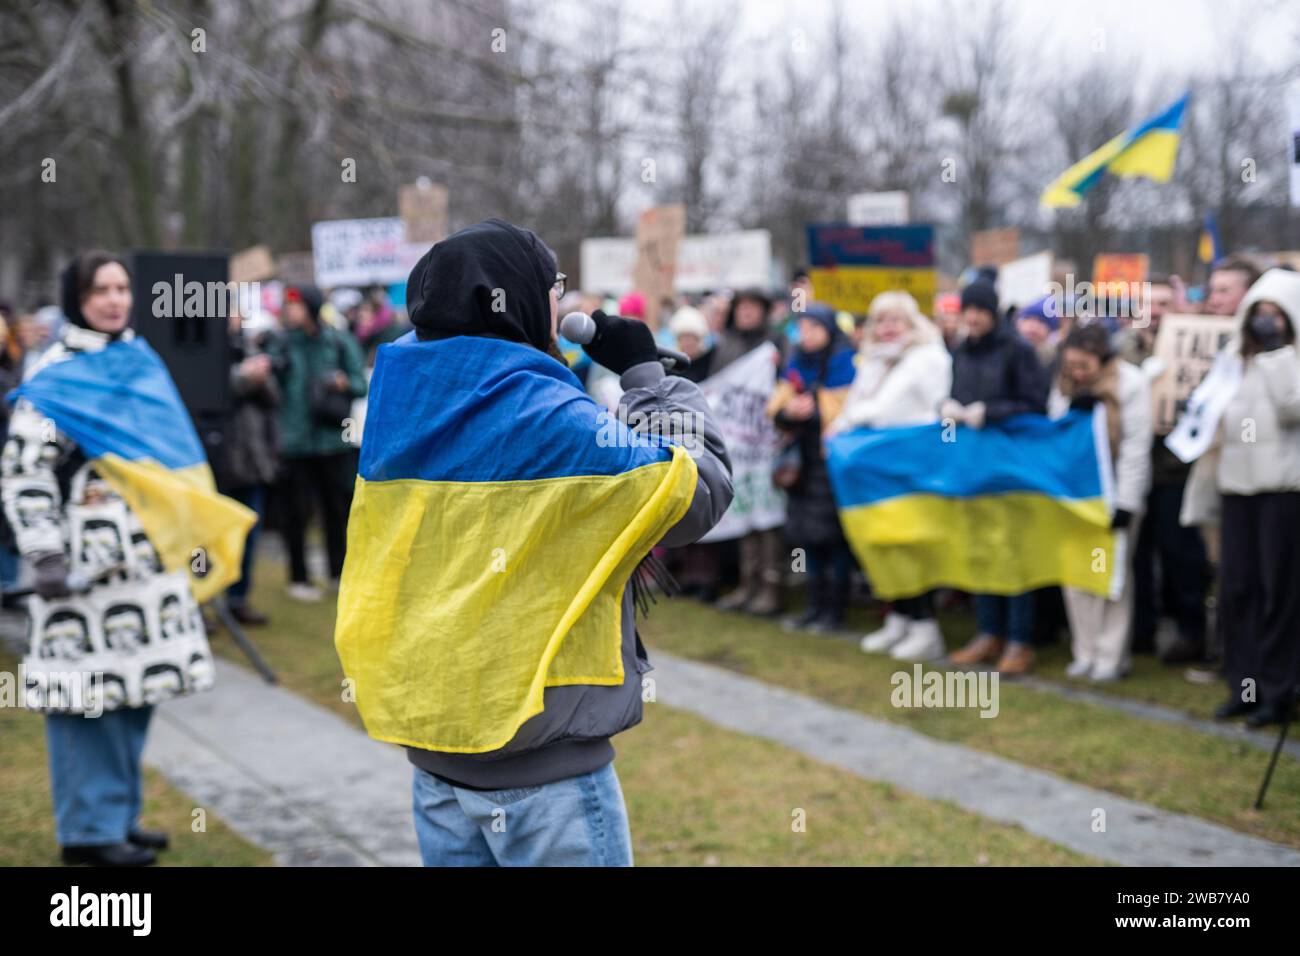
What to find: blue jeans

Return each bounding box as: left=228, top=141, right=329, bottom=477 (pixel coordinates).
left=45, top=706, right=153, bottom=847
left=226, top=485, right=265, bottom=603
left=412, top=762, right=633, bottom=867
left=975, top=592, right=1036, bottom=647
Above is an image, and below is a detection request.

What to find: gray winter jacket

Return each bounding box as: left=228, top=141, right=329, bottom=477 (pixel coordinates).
left=406, top=360, right=733, bottom=789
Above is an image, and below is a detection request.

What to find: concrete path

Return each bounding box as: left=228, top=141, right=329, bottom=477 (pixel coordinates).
left=143, top=659, right=421, bottom=867
left=650, top=652, right=1300, bottom=867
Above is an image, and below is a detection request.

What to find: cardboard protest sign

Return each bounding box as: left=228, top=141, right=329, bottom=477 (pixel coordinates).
left=805, top=224, right=935, bottom=315
left=1149, top=313, right=1237, bottom=434
left=970, top=227, right=1021, bottom=268
left=398, top=181, right=448, bottom=245
left=1093, top=253, right=1149, bottom=296
left=229, top=245, right=276, bottom=284
left=632, top=204, right=686, bottom=329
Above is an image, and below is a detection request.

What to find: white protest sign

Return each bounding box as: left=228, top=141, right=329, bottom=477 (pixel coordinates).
left=847, top=191, right=909, bottom=226
left=997, top=251, right=1053, bottom=310
left=580, top=230, right=772, bottom=295
left=311, top=217, right=426, bottom=288
left=698, top=342, right=787, bottom=542
left=1288, top=80, right=1300, bottom=207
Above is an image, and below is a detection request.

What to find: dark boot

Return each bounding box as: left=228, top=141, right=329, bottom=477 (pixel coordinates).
left=61, top=843, right=157, bottom=867
left=128, top=829, right=170, bottom=850
left=229, top=603, right=269, bottom=627
left=1214, top=696, right=1256, bottom=720
left=716, top=534, right=758, bottom=612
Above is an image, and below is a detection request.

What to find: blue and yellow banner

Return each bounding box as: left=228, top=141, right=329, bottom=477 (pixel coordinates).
left=805, top=224, right=937, bottom=315
left=9, top=337, right=257, bottom=603
left=334, top=333, right=698, bottom=754
left=827, top=413, right=1115, bottom=599
left=1041, top=93, right=1190, bottom=208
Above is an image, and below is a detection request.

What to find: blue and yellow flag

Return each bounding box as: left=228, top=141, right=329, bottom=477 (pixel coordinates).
left=1198, top=212, right=1222, bottom=265
left=10, top=337, right=257, bottom=603
left=1040, top=93, right=1190, bottom=208
left=334, top=333, right=698, bottom=754
left=827, top=413, right=1115, bottom=599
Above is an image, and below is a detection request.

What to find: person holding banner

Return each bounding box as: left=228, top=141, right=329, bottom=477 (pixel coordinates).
left=942, top=279, right=1050, bottom=674
left=826, top=292, right=952, bottom=661
left=715, top=289, right=786, bottom=617
left=3, top=251, right=251, bottom=866
left=1176, top=269, right=1300, bottom=727
left=1048, top=324, right=1152, bottom=682
left=768, top=303, right=857, bottom=632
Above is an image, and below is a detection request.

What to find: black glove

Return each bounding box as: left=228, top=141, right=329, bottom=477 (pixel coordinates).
left=1070, top=394, right=1100, bottom=413
left=583, top=310, right=658, bottom=376
left=33, top=551, right=71, bottom=599
left=1248, top=313, right=1287, bottom=352
left=1110, top=509, right=1132, bottom=530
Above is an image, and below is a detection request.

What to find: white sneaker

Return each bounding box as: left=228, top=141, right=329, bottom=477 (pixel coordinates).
left=1065, top=659, right=1093, bottom=680
left=889, top=619, right=945, bottom=662
left=860, top=613, right=910, bottom=653
left=1090, top=664, right=1125, bottom=684
left=287, top=583, right=323, bottom=602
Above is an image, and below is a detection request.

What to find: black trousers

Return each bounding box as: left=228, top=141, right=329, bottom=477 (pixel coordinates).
left=280, top=451, right=356, bottom=584
left=1219, top=492, right=1300, bottom=709
left=1132, top=481, right=1211, bottom=651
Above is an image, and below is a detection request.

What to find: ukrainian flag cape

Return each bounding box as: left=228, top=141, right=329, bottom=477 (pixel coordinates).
left=334, top=333, right=698, bottom=754
left=9, top=336, right=257, bottom=603
left=828, top=412, right=1116, bottom=600
left=1040, top=93, right=1189, bottom=208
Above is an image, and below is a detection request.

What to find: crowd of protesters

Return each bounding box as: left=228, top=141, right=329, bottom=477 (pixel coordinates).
left=573, top=252, right=1298, bottom=731
left=1, top=247, right=1295, bottom=737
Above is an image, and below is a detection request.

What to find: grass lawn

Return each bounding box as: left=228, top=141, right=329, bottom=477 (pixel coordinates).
left=225, top=557, right=1098, bottom=865
left=0, top=647, right=273, bottom=867
left=638, top=598, right=1300, bottom=849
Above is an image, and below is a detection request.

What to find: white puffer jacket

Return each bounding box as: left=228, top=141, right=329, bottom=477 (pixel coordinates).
left=1181, top=270, right=1300, bottom=524
left=830, top=341, right=952, bottom=433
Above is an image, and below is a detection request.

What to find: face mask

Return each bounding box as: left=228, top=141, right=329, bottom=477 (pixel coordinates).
left=874, top=340, right=906, bottom=360
left=1248, top=311, right=1288, bottom=349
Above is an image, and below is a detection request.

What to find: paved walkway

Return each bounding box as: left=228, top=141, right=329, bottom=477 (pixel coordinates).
left=143, top=659, right=420, bottom=867
left=650, top=652, right=1300, bottom=867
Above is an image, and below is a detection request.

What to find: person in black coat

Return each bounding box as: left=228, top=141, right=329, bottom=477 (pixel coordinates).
left=941, top=280, right=1051, bottom=674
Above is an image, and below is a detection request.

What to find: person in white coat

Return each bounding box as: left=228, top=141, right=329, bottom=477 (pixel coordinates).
left=1176, top=268, right=1300, bottom=726
left=827, top=291, right=952, bottom=661
left=1048, top=323, right=1152, bottom=682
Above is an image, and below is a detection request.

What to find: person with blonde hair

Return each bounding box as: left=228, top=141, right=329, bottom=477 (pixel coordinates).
left=829, top=291, right=953, bottom=660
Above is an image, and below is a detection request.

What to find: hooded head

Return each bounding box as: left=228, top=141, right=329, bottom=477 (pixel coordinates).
left=727, top=288, right=773, bottom=335
left=61, top=251, right=133, bottom=339
left=406, top=218, right=558, bottom=353
left=1234, top=268, right=1300, bottom=357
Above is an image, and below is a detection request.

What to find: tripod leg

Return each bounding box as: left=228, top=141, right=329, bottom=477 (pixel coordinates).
left=209, top=599, right=278, bottom=685
left=1254, top=688, right=1296, bottom=810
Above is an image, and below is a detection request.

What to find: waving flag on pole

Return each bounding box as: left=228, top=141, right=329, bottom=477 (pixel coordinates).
left=827, top=412, right=1118, bottom=600
left=1040, top=93, right=1190, bottom=208
left=9, top=336, right=257, bottom=603
left=335, top=333, right=698, bottom=754
left=1198, top=212, right=1222, bottom=265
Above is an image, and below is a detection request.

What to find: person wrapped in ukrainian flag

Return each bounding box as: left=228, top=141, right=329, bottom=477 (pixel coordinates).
left=2, top=251, right=256, bottom=867
left=334, top=219, right=733, bottom=867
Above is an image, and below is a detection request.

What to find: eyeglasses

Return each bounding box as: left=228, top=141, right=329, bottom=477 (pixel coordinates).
left=552, top=272, right=567, bottom=297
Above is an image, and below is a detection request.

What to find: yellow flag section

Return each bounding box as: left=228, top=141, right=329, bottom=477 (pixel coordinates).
left=9, top=334, right=256, bottom=604
left=827, top=412, right=1116, bottom=600
left=93, top=455, right=256, bottom=603
left=334, top=334, right=697, bottom=754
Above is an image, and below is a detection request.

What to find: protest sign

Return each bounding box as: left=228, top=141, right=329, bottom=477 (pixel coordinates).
left=632, top=204, right=686, bottom=329
left=398, top=181, right=449, bottom=245
left=805, top=224, right=936, bottom=315
left=1092, top=253, right=1149, bottom=296
left=311, top=217, right=424, bottom=288
left=698, top=342, right=786, bottom=542
left=230, top=245, right=276, bottom=284
left=1149, top=313, right=1237, bottom=434
left=579, top=231, right=771, bottom=295
left=275, top=251, right=315, bottom=287
left=996, top=251, right=1053, bottom=310
left=970, top=227, right=1021, bottom=267
left=847, top=191, right=909, bottom=226
left=1289, top=80, right=1300, bottom=207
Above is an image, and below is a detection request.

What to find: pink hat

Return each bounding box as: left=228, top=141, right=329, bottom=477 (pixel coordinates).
left=617, top=291, right=646, bottom=318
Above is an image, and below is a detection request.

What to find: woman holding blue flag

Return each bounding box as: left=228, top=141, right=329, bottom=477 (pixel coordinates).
left=3, top=251, right=251, bottom=866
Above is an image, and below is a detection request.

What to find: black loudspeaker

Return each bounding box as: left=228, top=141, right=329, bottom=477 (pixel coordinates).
left=128, top=250, right=234, bottom=457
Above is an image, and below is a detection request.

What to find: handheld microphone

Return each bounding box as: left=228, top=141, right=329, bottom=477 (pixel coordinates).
left=560, top=311, right=691, bottom=370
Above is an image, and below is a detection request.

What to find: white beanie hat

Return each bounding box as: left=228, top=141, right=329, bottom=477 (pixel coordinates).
left=668, top=306, right=710, bottom=339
